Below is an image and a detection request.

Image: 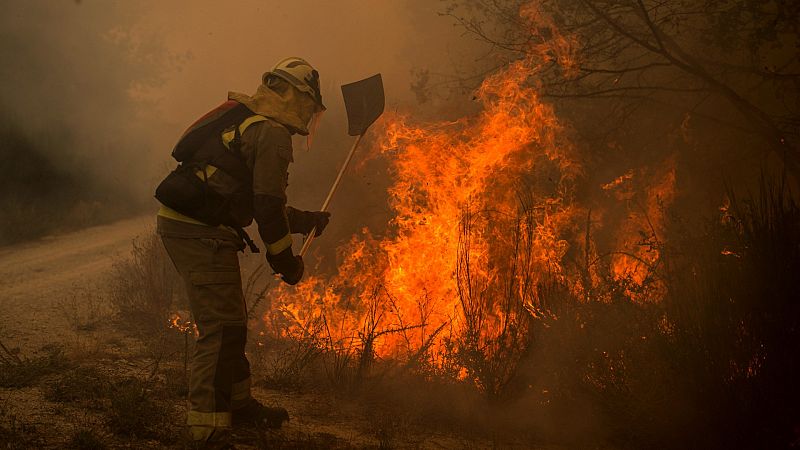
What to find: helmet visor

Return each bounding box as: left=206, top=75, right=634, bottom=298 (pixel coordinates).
left=305, top=109, right=325, bottom=151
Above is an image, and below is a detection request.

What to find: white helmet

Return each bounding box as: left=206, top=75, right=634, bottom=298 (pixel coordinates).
left=265, top=57, right=325, bottom=111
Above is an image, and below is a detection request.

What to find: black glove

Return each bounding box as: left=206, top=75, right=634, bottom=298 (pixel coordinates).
left=287, top=208, right=331, bottom=237
left=309, top=211, right=331, bottom=237
left=266, top=247, right=304, bottom=285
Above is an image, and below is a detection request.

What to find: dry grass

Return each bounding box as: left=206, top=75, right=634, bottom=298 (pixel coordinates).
left=0, top=343, right=71, bottom=388
left=107, top=231, right=183, bottom=337
left=1, top=230, right=189, bottom=447
left=0, top=402, right=46, bottom=449
left=106, top=377, right=175, bottom=440
left=243, top=429, right=356, bottom=449
left=66, top=428, right=108, bottom=450
left=106, top=231, right=191, bottom=384
left=43, top=365, right=109, bottom=405
left=55, top=289, right=111, bottom=333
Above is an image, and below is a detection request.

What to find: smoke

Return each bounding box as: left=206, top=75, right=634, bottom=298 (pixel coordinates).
left=0, top=0, right=482, bottom=243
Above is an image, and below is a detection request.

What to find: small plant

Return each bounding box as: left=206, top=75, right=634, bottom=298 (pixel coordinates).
left=159, top=365, right=189, bottom=399
left=55, top=290, right=110, bottom=333
left=106, top=231, right=189, bottom=381
left=44, top=366, right=108, bottom=404
left=107, top=231, right=183, bottom=337
left=0, top=342, right=70, bottom=388
left=368, top=411, right=408, bottom=449
left=106, top=377, right=170, bottom=439
left=260, top=337, right=322, bottom=390
left=453, top=205, right=537, bottom=399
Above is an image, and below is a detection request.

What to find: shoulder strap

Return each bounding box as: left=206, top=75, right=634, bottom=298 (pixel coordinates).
left=172, top=102, right=253, bottom=162
left=209, top=114, right=269, bottom=184
left=221, top=115, right=269, bottom=150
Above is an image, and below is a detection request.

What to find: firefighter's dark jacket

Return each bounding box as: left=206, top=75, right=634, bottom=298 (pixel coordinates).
left=158, top=115, right=297, bottom=255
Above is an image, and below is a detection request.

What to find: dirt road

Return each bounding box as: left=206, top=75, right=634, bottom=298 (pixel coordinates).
left=0, top=215, right=153, bottom=350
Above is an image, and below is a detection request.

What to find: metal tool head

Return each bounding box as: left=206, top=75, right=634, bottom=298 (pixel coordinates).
left=341, top=73, right=385, bottom=136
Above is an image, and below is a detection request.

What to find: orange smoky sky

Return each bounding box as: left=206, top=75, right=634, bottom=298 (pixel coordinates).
left=1, top=0, right=479, bottom=205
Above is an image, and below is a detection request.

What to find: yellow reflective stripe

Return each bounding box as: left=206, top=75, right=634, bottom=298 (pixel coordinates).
left=221, top=114, right=269, bottom=149
left=266, top=233, right=292, bottom=255
left=158, top=205, right=207, bottom=226
left=195, top=164, right=218, bottom=179
left=187, top=410, right=231, bottom=427
left=156, top=207, right=240, bottom=237
left=241, top=114, right=269, bottom=131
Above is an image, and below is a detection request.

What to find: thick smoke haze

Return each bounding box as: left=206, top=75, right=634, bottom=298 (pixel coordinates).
left=0, top=0, right=481, bottom=242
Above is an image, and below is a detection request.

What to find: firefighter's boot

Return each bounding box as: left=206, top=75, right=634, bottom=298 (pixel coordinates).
left=232, top=398, right=289, bottom=429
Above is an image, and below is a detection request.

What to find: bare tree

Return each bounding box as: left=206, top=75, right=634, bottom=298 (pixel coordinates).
left=445, top=0, right=799, bottom=174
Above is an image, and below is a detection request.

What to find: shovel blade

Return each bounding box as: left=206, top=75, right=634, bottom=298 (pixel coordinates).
left=342, top=73, right=385, bottom=136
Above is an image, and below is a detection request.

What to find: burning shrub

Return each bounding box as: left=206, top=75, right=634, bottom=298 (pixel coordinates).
left=498, top=176, right=800, bottom=448
left=262, top=55, right=583, bottom=390
left=243, top=6, right=797, bottom=446
left=451, top=204, right=542, bottom=399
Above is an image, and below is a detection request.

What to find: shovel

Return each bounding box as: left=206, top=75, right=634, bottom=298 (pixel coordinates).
left=299, top=73, right=385, bottom=256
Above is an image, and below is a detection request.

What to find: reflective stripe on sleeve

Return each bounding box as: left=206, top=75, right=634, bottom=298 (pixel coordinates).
left=266, top=233, right=292, bottom=255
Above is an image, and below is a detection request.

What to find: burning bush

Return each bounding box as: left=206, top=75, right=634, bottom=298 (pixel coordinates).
left=264, top=56, right=583, bottom=381
left=252, top=13, right=799, bottom=447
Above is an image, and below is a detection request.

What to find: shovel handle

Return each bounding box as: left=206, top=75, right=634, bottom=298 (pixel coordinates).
left=299, top=134, right=364, bottom=257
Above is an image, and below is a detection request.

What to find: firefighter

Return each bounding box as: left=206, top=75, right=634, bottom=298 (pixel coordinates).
left=156, top=57, right=329, bottom=447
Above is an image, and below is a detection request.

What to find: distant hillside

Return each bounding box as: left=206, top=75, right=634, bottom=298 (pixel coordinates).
left=0, top=122, right=135, bottom=246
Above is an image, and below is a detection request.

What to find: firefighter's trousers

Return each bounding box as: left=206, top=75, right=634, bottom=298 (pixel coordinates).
left=157, top=216, right=252, bottom=443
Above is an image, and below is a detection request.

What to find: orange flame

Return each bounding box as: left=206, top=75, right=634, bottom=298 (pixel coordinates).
left=168, top=311, right=196, bottom=335
left=264, top=4, right=676, bottom=368
left=267, top=55, right=583, bottom=362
